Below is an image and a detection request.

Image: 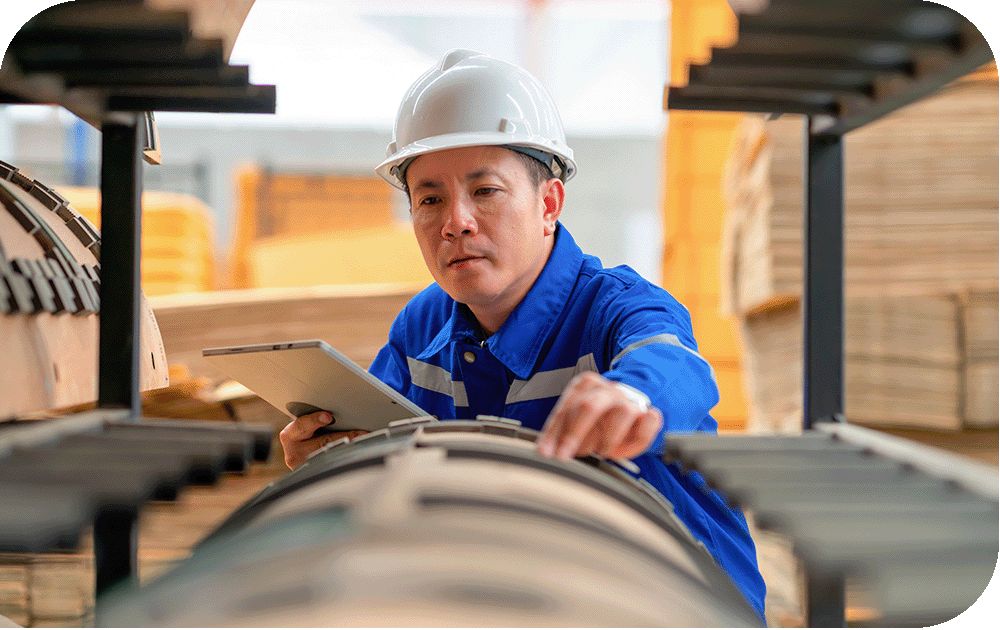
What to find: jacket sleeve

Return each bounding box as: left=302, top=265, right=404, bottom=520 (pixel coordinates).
left=367, top=307, right=412, bottom=396
left=595, top=277, right=720, bottom=455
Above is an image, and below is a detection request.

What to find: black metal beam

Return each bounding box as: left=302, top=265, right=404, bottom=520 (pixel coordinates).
left=730, top=31, right=956, bottom=63
left=12, top=39, right=225, bottom=72
left=687, top=64, right=875, bottom=97
left=707, top=49, right=912, bottom=74
left=61, top=65, right=251, bottom=88
left=14, top=15, right=189, bottom=46
left=0, top=90, right=32, bottom=105
left=666, top=85, right=838, bottom=116
left=2, top=1, right=276, bottom=119
left=736, top=4, right=964, bottom=43
left=803, top=127, right=844, bottom=429
left=666, top=3, right=991, bottom=136
left=104, top=85, right=277, bottom=114
left=811, top=34, right=992, bottom=136
left=97, top=116, right=142, bottom=417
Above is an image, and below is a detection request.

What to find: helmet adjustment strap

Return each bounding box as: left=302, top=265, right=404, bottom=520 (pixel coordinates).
left=504, top=146, right=565, bottom=181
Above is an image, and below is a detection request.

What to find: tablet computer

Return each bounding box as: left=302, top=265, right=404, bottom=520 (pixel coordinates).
left=202, top=339, right=430, bottom=432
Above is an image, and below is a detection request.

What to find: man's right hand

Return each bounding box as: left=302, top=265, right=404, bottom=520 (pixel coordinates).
left=278, top=411, right=367, bottom=469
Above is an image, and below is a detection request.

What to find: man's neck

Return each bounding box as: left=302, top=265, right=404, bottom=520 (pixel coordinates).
left=468, top=309, right=505, bottom=337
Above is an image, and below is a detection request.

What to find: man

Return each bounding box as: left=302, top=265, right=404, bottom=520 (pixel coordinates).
left=279, top=49, right=766, bottom=619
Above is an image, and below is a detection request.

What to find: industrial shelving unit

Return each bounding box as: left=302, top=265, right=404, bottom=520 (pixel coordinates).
left=2, top=0, right=997, bottom=627
left=0, top=0, right=276, bottom=617
left=664, top=0, right=997, bottom=625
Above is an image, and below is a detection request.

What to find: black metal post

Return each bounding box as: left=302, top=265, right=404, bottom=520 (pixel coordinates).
left=803, top=123, right=845, bottom=429
left=95, top=116, right=143, bottom=616
left=93, top=507, right=139, bottom=609
left=98, top=116, right=142, bottom=418
left=806, top=570, right=846, bottom=627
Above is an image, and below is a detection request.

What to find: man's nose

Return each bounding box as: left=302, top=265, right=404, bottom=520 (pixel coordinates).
left=441, top=196, right=478, bottom=239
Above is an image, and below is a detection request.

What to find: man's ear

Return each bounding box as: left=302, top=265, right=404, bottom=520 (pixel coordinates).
left=541, top=178, right=565, bottom=236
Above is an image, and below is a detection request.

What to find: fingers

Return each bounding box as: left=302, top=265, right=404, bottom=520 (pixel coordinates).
left=576, top=429, right=602, bottom=458
left=279, top=409, right=370, bottom=469
left=553, top=389, right=618, bottom=459
left=610, top=408, right=663, bottom=459
left=281, top=410, right=335, bottom=442
left=564, top=401, right=640, bottom=460
left=537, top=372, right=602, bottom=458
left=595, top=402, right=637, bottom=458
left=538, top=373, right=661, bottom=461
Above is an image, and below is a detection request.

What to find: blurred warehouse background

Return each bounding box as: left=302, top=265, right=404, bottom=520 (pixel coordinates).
left=1, top=0, right=997, bottom=627
left=3, top=0, right=670, bottom=288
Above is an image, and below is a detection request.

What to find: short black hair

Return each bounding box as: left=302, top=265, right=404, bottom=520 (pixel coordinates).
left=401, top=147, right=555, bottom=196
left=509, top=149, right=555, bottom=188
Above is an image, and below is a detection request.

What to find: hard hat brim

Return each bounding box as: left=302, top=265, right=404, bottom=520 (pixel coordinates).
left=375, top=131, right=577, bottom=191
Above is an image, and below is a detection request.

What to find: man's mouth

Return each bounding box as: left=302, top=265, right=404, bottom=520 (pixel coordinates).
left=448, top=255, right=485, bottom=267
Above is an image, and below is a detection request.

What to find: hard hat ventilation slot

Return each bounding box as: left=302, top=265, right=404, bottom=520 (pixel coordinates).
left=440, top=49, right=477, bottom=71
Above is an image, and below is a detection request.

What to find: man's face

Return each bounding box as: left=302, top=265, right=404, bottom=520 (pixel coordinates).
left=406, top=146, right=563, bottom=316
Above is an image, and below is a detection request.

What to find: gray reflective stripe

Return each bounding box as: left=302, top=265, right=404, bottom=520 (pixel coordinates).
left=407, top=357, right=469, bottom=407
left=505, top=353, right=597, bottom=405
left=610, top=333, right=716, bottom=380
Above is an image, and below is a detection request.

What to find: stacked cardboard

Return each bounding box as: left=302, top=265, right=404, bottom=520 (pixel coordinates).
left=0, top=554, right=94, bottom=628
left=720, top=115, right=802, bottom=316
left=723, top=77, right=999, bottom=316
left=844, top=295, right=964, bottom=427
left=0, top=563, right=28, bottom=627
left=723, top=73, right=998, bottom=432
left=736, top=302, right=802, bottom=433
left=962, top=290, right=1000, bottom=427
left=740, top=292, right=995, bottom=432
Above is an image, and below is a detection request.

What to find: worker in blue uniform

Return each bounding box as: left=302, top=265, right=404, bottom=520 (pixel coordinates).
left=278, top=49, right=766, bottom=620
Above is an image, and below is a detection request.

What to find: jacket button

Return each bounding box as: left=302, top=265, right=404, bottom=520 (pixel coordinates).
left=463, top=351, right=476, bottom=364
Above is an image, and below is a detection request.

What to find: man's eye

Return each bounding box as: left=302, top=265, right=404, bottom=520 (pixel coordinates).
left=419, top=196, right=441, bottom=206
left=475, top=187, right=499, bottom=196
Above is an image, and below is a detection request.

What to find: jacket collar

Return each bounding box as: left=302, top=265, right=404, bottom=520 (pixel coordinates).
left=415, top=223, right=584, bottom=379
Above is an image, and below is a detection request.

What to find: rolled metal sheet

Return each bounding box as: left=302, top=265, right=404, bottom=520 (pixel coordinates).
left=102, top=420, right=763, bottom=627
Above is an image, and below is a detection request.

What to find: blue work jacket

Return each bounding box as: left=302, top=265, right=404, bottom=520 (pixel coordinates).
left=369, top=224, right=766, bottom=619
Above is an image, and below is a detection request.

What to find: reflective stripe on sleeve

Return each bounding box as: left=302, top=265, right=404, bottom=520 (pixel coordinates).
left=610, top=333, right=716, bottom=380
left=407, top=357, right=469, bottom=407
left=505, top=353, right=597, bottom=404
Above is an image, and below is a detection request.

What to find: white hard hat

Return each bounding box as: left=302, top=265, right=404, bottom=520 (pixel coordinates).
left=376, top=49, right=577, bottom=190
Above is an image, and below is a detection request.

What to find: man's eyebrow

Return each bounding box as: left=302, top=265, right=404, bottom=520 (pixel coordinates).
left=465, top=168, right=509, bottom=184
left=411, top=179, right=443, bottom=191
left=412, top=169, right=509, bottom=191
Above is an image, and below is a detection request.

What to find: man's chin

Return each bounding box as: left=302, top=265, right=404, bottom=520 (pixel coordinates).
left=440, top=285, right=498, bottom=308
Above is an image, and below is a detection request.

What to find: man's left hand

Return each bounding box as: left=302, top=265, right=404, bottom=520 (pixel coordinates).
left=536, top=372, right=663, bottom=460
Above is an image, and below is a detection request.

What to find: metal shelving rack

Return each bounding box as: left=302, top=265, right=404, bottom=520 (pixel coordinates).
left=663, top=0, right=997, bottom=625
left=0, top=0, right=276, bottom=616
